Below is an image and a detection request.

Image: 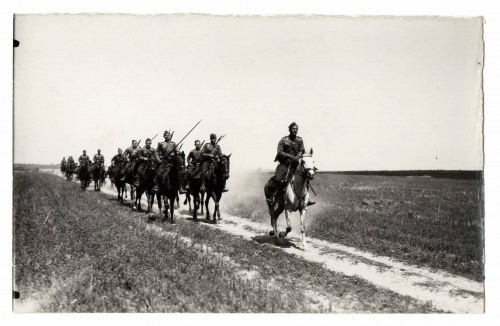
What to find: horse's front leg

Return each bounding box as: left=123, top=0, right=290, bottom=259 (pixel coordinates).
left=205, top=194, right=211, bottom=220
left=200, top=191, right=205, bottom=214
left=299, top=207, right=308, bottom=250
left=280, top=209, right=292, bottom=238
left=169, top=197, right=175, bottom=224
left=212, top=193, right=219, bottom=224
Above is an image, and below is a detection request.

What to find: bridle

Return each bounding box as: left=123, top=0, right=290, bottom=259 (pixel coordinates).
left=295, top=155, right=315, bottom=180
left=290, top=155, right=316, bottom=203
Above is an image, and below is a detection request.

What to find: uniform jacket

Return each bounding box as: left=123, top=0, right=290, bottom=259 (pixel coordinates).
left=187, top=148, right=203, bottom=165
left=138, top=146, right=156, bottom=161
left=112, top=154, right=127, bottom=165
left=155, top=141, right=177, bottom=161
left=202, top=143, right=222, bottom=160
left=124, top=146, right=141, bottom=161
left=93, top=154, right=104, bottom=164
left=275, top=135, right=305, bottom=164
left=79, top=154, right=90, bottom=164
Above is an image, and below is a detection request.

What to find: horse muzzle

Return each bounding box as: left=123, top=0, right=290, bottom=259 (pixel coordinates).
left=306, top=170, right=315, bottom=180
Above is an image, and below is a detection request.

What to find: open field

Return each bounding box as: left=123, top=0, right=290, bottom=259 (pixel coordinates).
left=13, top=172, right=443, bottom=312
left=224, top=172, right=484, bottom=281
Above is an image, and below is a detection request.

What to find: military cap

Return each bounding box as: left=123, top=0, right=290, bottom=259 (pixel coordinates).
left=210, top=133, right=217, bottom=139
left=288, top=122, right=298, bottom=129
left=164, top=130, right=171, bottom=136
left=146, top=138, right=151, bottom=142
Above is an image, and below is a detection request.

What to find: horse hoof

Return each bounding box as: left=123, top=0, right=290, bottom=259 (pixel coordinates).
left=279, top=231, right=287, bottom=238
left=286, top=227, right=292, bottom=233
left=269, top=230, right=275, bottom=236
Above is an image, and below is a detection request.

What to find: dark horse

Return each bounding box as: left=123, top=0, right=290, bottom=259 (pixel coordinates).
left=107, top=164, right=127, bottom=203
left=78, top=161, right=91, bottom=190
left=134, top=159, right=157, bottom=213
left=204, top=154, right=231, bottom=224
left=65, top=162, right=76, bottom=181
left=155, top=154, right=184, bottom=224
left=91, top=162, right=106, bottom=191
left=186, top=162, right=205, bottom=220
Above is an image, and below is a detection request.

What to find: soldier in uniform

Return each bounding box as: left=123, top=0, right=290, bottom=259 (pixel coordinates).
left=184, top=139, right=203, bottom=191
left=93, top=149, right=105, bottom=166
left=137, top=138, right=156, bottom=186
left=60, top=157, right=67, bottom=173
left=67, top=156, right=75, bottom=169
left=79, top=150, right=90, bottom=165
left=121, top=140, right=141, bottom=182
left=266, top=122, right=315, bottom=206
left=201, top=133, right=228, bottom=192
left=111, top=148, right=127, bottom=166
left=154, top=130, right=187, bottom=194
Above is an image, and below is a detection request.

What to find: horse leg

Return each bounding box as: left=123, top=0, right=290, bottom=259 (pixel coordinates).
left=205, top=194, right=211, bottom=220
left=212, top=193, right=219, bottom=224
left=280, top=209, right=292, bottom=238
left=170, top=197, right=176, bottom=224
left=299, top=207, right=308, bottom=250
left=200, top=191, right=205, bottom=214
left=193, top=193, right=198, bottom=220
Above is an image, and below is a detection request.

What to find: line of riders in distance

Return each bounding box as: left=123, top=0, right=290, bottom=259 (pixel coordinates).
left=60, top=131, right=229, bottom=194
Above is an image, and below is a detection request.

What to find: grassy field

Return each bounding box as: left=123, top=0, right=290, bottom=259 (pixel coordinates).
left=224, top=172, right=484, bottom=281
left=13, top=172, right=438, bottom=312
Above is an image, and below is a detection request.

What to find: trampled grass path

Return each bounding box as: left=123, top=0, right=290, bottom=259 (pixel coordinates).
left=47, top=170, right=484, bottom=313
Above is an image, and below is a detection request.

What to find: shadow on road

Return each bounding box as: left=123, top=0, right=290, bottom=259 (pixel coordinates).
left=252, top=235, right=298, bottom=249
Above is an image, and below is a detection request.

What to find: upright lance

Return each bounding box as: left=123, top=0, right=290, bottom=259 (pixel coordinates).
left=216, top=134, right=226, bottom=145
left=164, top=120, right=202, bottom=157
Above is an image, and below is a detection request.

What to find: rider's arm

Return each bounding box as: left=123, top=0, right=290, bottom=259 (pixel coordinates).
left=201, top=143, right=210, bottom=158
left=298, top=138, right=305, bottom=156
left=277, top=139, right=297, bottom=161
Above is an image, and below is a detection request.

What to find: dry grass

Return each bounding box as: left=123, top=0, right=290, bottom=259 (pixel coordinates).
left=13, top=172, right=440, bottom=312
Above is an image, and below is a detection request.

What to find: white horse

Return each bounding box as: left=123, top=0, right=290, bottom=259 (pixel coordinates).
left=266, top=148, right=317, bottom=250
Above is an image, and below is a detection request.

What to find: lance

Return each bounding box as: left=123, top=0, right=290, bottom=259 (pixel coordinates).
left=176, top=120, right=201, bottom=148
left=150, top=133, right=159, bottom=141
left=165, top=120, right=202, bottom=157
left=216, top=134, right=226, bottom=145
left=200, top=140, right=206, bottom=148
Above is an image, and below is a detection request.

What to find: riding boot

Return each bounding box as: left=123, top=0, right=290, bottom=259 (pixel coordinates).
left=306, top=200, right=316, bottom=206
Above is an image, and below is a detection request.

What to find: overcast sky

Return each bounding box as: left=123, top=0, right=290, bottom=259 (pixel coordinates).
left=13, top=14, right=483, bottom=170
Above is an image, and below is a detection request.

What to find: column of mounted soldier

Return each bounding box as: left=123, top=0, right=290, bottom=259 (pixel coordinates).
left=59, top=122, right=314, bottom=224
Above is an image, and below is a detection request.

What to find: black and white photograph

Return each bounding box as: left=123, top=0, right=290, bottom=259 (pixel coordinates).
left=9, top=9, right=489, bottom=315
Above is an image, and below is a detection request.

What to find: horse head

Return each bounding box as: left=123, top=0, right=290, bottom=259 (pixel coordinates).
left=300, top=148, right=317, bottom=180
left=219, top=154, right=231, bottom=181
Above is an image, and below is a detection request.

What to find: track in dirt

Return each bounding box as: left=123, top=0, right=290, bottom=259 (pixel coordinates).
left=44, top=170, right=484, bottom=313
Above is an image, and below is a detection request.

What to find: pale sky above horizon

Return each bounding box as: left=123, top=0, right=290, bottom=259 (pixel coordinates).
left=13, top=14, right=484, bottom=171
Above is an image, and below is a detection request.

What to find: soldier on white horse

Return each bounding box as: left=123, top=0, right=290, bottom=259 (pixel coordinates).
left=264, top=122, right=317, bottom=249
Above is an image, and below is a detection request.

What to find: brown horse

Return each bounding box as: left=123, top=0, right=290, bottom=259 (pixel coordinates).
left=204, top=154, right=231, bottom=224
left=155, top=154, right=185, bottom=223
left=134, top=159, right=157, bottom=213
left=108, top=164, right=127, bottom=203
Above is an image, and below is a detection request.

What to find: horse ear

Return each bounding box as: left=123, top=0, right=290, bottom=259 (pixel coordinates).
left=228, top=153, right=232, bottom=158
left=310, top=148, right=313, bottom=155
